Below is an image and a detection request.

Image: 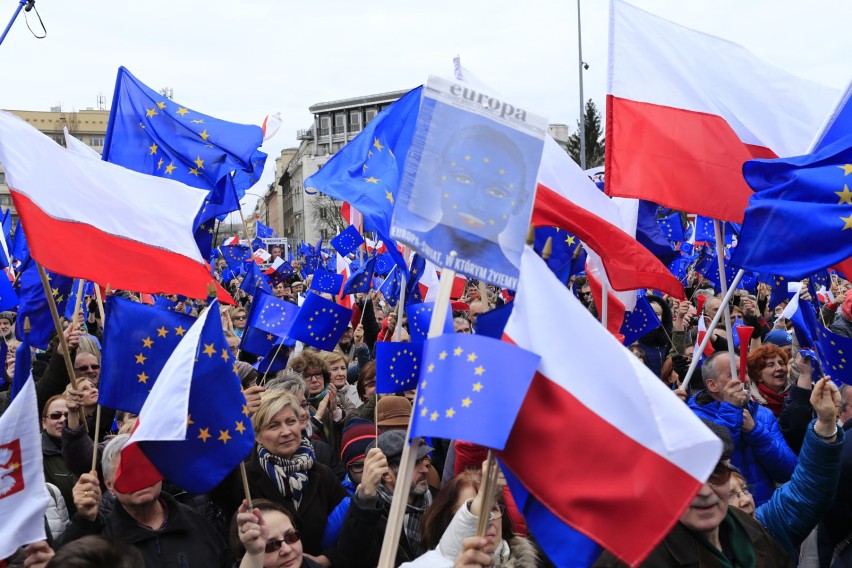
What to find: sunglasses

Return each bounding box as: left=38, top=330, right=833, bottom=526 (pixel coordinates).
left=47, top=411, right=69, bottom=420
left=233, top=315, right=247, bottom=320
left=74, top=364, right=101, bottom=372
left=708, top=463, right=732, bottom=486
left=265, top=531, right=301, bottom=553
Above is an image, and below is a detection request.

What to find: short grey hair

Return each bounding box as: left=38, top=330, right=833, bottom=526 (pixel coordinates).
left=266, top=370, right=306, bottom=394
left=101, top=433, right=131, bottom=483
left=701, top=351, right=728, bottom=384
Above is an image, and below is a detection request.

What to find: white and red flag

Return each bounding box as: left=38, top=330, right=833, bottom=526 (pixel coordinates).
left=499, top=246, right=722, bottom=565
left=605, top=0, right=838, bottom=223
left=0, top=376, right=50, bottom=559
left=0, top=111, right=232, bottom=303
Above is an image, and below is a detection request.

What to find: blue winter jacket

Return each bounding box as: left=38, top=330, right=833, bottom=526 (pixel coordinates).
left=321, top=475, right=357, bottom=548
left=756, top=419, right=844, bottom=559
left=688, top=390, right=797, bottom=505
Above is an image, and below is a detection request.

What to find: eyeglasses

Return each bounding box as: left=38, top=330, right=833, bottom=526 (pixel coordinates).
left=47, top=411, right=69, bottom=420
left=264, top=531, right=301, bottom=553
left=305, top=373, right=324, bottom=381
left=708, top=463, right=732, bottom=487
left=74, top=364, right=100, bottom=372
left=348, top=461, right=365, bottom=474
left=730, top=485, right=753, bottom=500
left=487, top=505, right=506, bottom=523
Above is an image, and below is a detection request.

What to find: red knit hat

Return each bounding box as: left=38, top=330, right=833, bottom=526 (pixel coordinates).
left=340, top=418, right=376, bottom=468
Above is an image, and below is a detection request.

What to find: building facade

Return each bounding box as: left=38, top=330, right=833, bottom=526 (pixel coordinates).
left=0, top=108, right=109, bottom=225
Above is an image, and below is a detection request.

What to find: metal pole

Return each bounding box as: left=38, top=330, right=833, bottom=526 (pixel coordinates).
left=0, top=1, right=26, bottom=48
left=577, top=0, right=587, bottom=170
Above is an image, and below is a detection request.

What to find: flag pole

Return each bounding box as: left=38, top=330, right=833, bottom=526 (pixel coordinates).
left=377, top=254, right=456, bottom=568
left=35, top=262, right=86, bottom=431
left=240, top=462, right=254, bottom=510
left=90, top=405, right=102, bottom=472
left=682, top=269, right=745, bottom=388
left=475, top=451, right=501, bottom=538
left=576, top=0, right=587, bottom=170
left=94, top=284, right=107, bottom=324
left=713, top=220, right=738, bottom=380
left=260, top=342, right=286, bottom=385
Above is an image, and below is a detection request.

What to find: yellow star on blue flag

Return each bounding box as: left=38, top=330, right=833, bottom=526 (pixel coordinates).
left=410, top=333, right=540, bottom=450
left=288, top=292, right=353, bottom=351
left=375, top=342, right=425, bottom=393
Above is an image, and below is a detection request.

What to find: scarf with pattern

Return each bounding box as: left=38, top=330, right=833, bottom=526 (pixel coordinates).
left=257, top=438, right=315, bottom=509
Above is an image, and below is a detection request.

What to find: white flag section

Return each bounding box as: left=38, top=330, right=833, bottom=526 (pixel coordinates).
left=0, top=378, right=50, bottom=559
left=129, top=307, right=211, bottom=445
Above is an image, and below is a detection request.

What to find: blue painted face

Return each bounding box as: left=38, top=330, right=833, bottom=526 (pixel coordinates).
left=437, top=137, right=525, bottom=241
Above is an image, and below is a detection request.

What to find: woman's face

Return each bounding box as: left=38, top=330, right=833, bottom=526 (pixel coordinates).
left=728, top=475, right=755, bottom=517
left=42, top=399, right=68, bottom=438
left=452, top=486, right=502, bottom=555
left=328, top=358, right=348, bottom=389
left=232, top=311, right=247, bottom=330
left=257, top=406, right=302, bottom=459
left=77, top=379, right=99, bottom=408
left=758, top=356, right=788, bottom=392
left=262, top=510, right=303, bottom=568
left=304, top=368, right=325, bottom=396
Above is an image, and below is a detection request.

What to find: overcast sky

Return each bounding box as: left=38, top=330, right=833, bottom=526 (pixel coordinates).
left=1, top=0, right=848, bottom=215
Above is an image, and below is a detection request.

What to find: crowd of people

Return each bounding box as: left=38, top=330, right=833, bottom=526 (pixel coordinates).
left=2, top=254, right=852, bottom=568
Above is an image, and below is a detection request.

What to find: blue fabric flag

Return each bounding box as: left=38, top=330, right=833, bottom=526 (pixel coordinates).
left=310, top=270, right=343, bottom=295
left=134, top=301, right=254, bottom=494
left=407, top=302, right=454, bottom=343
left=245, top=289, right=300, bottom=339
left=814, top=322, right=852, bottom=385
left=288, top=292, right=353, bottom=351
left=657, top=211, right=684, bottom=243
left=220, top=244, right=252, bottom=273
left=253, top=341, right=290, bottom=375
left=635, top=201, right=678, bottom=266
left=533, top=227, right=581, bottom=283
left=15, top=266, right=73, bottom=350
left=378, top=266, right=402, bottom=308
left=767, top=275, right=793, bottom=310
left=731, top=134, right=852, bottom=278
left=304, top=87, right=422, bottom=279
left=331, top=226, right=365, bottom=256
left=63, top=280, right=89, bottom=323
left=474, top=301, right=514, bottom=339
left=374, top=253, right=395, bottom=276
left=255, top=219, right=276, bottom=239
left=102, top=66, right=264, bottom=197
left=619, top=295, right=662, bottom=347
left=502, top=466, right=602, bottom=568
left=405, top=254, right=427, bottom=306
left=342, top=255, right=376, bottom=295
left=410, top=333, right=540, bottom=450
left=100, top=296, right=196, bottom=413
left=239, top=325, right=279, bottom=357
left=0, top=271, right=18, bottom=312
left=11, top=222, right=30, bottom=273
left=375, top=342, right=425, bottom=393
left=240, top=262, right=273, bottom=296
left=790, top=296, right=820, bottom=350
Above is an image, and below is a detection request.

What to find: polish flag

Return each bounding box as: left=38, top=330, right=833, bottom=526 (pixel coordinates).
left=0, top=112, right=232, bottom=303
left=605, top=0, right=838, bottom=223
left=533, top=137, right=684, bottom=300
left=336, top=253, right=352, bottom=309
left=695, top=315, right=715, bottom=359
left=419, top=259, right=442, bottom=303
left=254, top=248, right=271, bottom=264
left=500, top=246, right=722, bottom=565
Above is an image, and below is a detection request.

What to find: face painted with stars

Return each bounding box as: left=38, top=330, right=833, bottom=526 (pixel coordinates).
left=436, top=127, right=527, bottom=241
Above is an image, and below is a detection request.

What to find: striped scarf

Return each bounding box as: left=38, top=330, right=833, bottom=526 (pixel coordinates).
left=376, top=483, right=432, bottom=558
left=257, top=439, right=315, bottom=509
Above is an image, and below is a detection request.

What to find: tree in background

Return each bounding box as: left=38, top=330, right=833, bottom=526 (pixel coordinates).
left=567, top=98, right=606, bottom=169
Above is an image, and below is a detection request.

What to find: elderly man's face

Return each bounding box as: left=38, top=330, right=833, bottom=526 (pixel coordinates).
left=680, top=461, right=731, bottom=534
left=0, top=317, right=11, bottom=337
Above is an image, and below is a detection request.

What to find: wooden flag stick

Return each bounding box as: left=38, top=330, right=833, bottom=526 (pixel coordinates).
left=71, top=279, right=85, bottom=324
left=90, top=405, right=102, bottom=472
left=260, top=342, right=286, bottom=386
left=475, top=452, right=501, bottom=537
left=377, top=254, right=456, bottom=568
left=240, top=462, right=254, bottom=510
left=713, top=220, right=738, bottom=381
left=35, top=263, right=86, bottom=432
left=94, top=284, right=107, bottom=325
left=392, top=275, right=407, bottom=341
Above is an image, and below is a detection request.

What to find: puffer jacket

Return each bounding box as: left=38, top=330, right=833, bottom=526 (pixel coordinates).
left=45, top=482, right=70, bottom=541
left=688, top=390, right=797, bottom=505
left=756, top=420, right=844, bottom=559
left=830, top=311, right=852, bottom=338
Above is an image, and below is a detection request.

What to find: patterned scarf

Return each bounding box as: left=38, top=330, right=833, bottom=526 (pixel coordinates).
left=257, top=438, right=315, bottom=510
left=376, top=483, right=432, bottom=558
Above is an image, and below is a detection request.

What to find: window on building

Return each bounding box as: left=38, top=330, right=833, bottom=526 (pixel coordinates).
left=0, top=172, right=5, bottom=185
left=365, top=109, right=377, bottom=123
left=333, top=113, right=345, bottom=134
left=0, top=195, right=11, bottom=206
left=349, top=111, right=362, bottom=132
left=319, top=116, right=331, bottom=136
left=49, top=134, right=65, bottom=146
left=89, top=136, right=104, bottom=147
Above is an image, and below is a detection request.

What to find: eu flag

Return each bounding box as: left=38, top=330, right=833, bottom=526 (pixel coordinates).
left=814, top=323, right=852, bottom=385
left=657, top=211, right=684, bottom=243
left=288, top=292, right=353, bottom=351
left=342, top=255, right=376, bottom=295
left=0, top=271, right=18, bottom=312
left=220, top=244, right=252, bottom=272
left=410, top=334, right=540, bottom=449
left=474, top=301, right=514, bottom=339
left=310, top=270, right=343, bottom=295
left=9, top=328, right=29, bottom=403
left=331, top=225, right=365, bottom=256
left=11, top=220, right=30, bottom=272
left=100, top=296, right=196, bottom=413
left=245, top=289, right=300, bottom=339
left=407, top=302, right=453, bottom=343
left=732, top=134, right=852, bottom=278
left=15, top=265, right=73, bottom=350
left=375, top=341, right=424, bottom=393
left=102, top=66, right=264, bottom=196
left=63, top=279, right=89, bottom=323
left=240, top=262, right=272, bottom=296
left=378, top=266, right=402, bottom=308
left=255, top=219, right=276, bottom=239
left=374, top=253, right=396, bottom=276
left=533, top=227, right=581, bottom=284
left=239, top=325, right=278, bottom=357
left=304, top=87, right=422, bottom=279
left=254, top=340, right=291, bottom=376
left=129, top=301, right=254, bottom=494
left=636, top=201, right=678, bottom=266
left=619, top=295, right=661, bottom=347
